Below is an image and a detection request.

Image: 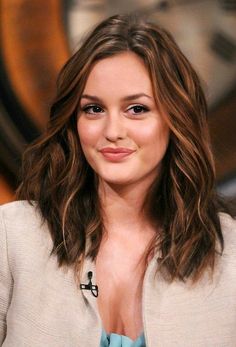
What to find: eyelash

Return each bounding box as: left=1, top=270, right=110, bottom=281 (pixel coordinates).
left=81, top=104, right=149, bottom=116
left=82, top=105, right=104, bottom=114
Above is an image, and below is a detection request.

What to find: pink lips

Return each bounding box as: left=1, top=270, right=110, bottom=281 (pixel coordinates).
left=99, top=147, right=135, bottom=162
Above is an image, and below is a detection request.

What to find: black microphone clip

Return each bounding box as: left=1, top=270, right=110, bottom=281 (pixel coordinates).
left=80, top=271, right=99, bottom=297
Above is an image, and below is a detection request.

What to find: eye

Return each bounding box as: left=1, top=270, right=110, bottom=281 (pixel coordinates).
left=82, top=104, right=104, bottom=115
left=127, top=105, right=149, bottom=115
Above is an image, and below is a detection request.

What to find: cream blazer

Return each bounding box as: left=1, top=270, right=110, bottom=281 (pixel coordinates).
left=0, top=201, right=236, bottom=347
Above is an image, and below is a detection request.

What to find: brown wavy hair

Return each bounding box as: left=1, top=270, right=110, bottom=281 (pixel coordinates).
left=16, top=13, right=227, bottom=282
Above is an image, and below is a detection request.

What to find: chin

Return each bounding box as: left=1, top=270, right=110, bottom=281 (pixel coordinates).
left=98, top=173, right=136, bottom=187
left=102, top=177, right=134, bottom=186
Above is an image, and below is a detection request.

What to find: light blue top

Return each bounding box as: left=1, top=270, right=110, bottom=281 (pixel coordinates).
left=100, top=329, right=146, bottom=347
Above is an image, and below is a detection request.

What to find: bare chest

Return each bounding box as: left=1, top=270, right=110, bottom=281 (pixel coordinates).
left=95, top=242, right=147, bottom=340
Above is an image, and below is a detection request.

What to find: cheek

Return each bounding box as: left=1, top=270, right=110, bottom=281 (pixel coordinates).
left=77, top=119, right=100, bottom=147
left=132, top=120, right=169, bottom=152
left=153, top=124, right=170, bottom=151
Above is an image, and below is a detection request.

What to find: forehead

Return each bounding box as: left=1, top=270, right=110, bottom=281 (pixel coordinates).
left=83, top=52, right=153, bottom=96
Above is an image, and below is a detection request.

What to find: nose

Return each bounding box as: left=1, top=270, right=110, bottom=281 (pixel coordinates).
left=103, top=112, right=126, bottom=142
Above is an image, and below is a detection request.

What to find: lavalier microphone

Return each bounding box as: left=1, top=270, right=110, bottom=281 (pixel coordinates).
left=80, top=271, right=99, bottom=297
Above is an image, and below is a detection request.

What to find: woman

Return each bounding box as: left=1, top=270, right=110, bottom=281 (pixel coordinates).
left=0, top=13, right=235, bottom=347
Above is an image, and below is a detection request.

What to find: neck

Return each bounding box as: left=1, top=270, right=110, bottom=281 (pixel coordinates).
left=99, top=179, right=154, bottom=236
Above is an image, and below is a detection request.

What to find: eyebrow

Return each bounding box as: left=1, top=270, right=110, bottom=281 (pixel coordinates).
left=80, top=93, right=152, bottom=102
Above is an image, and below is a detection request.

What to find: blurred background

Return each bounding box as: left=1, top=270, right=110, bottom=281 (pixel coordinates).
left=0, top=0, right=235, bottom=205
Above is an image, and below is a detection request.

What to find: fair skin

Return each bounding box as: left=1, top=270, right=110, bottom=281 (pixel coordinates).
left=77, top=52, right=169, bottom=340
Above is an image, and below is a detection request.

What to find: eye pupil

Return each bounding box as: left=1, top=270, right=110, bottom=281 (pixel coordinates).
left=93, top=106, right=101, bottom=112
left=133, top=106, right=143, bottom=113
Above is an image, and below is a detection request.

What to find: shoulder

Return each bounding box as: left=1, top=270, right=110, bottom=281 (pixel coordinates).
left=0, top=200, right=41, bottom=224
left=219, top=212, right=236, bottom=251
left=0, top=200, right=48, bottom=240
left=0, top=200, right=53, bottom=268
left=216, top=212, right=236, bottom=281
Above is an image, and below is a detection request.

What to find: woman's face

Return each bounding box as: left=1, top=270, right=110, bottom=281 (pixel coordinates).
left=77, top=52, right=169, bottom=187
